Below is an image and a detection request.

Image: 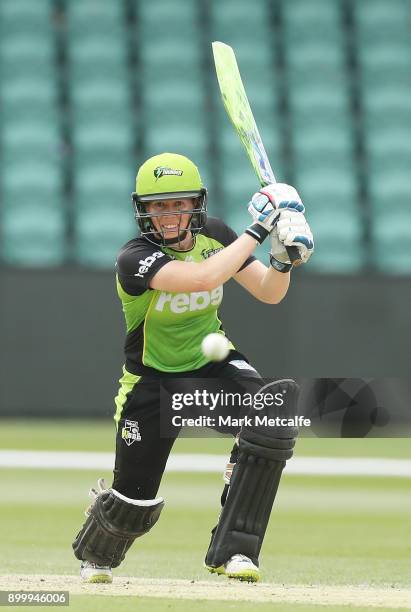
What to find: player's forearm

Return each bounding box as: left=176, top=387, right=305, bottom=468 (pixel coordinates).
left=200, top=233, right=257, bottom=289
left=258, top=267, right=290, bottom=304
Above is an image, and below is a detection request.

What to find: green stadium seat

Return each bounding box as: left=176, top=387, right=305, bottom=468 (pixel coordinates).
left=281, top=0, right=342, bottom=42
left=73, top=177, right=135, bottom=266
left=285, top=39, right=345, bottom=71
left=0, top=18, right=51, bottom=38
left=142, top=78, right=204, bottom=115
left=368, top=168, right=411, bottom=212
left=307, top=223, right=364, bottom=273
left=72, top=122, right=134, bottom=155
left=358, top=43, right=411, bottom=72
left=288, top=69, right=350, bottom=113
left=0, top=0, right=50, bottom=20
left=139, top=0, right=199, bottom=24
left=282, top=0, right=341, bottom=25
left=372, top=214, right=411, bottom=274
left=295, top=164, right=359, bottom=219
left=74, top=208, right=134, bottom=268
left=360, top=63, right=411, bottom=91
left=75, top=164, right=133, bottom=200
left=1, top=77, right=57, bottom=109
left=71, top=78, right=130, bottom=107
left=66, top=0, right=124, bottom=22
left=69, top=28, right=125, bottom=51
left=1, top=198, right=66, bottom=266
left=297, top=158, right=364, bottom=274
left=2, top=120, right=60, bottom=154
left=0, top=55, right=55, bottom=82
left=355, top=0, right=411, bottom=32
left=145, top=123, right=208, bottom=165
left=362, top=83, right=411, bottom=117
left=357, top=26, right=410, bottom=52
left=2, top=160, right=61, bottom=197
left=211, top=0, right=267, bottom=24
left=364, top=123, right=411, bottom=159
left=221, top=150, right=265, bottom=212
left=292, top=120, right=354, bottom=157
left=139, top=35, right=201, bottom=66
left=143, top=103, right=207, bottom=134
left=0, top=35, right=53, bottom=63
left=68, top=38, right=127, bottom=67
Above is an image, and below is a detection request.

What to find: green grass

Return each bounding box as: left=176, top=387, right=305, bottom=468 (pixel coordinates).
left=1, top=420, right=410, bottom=610
left=0, top=469, right=410, bottom=588
left=1, top=418, right=411, bottom=457
left=68, top=596, right=401, bottom=612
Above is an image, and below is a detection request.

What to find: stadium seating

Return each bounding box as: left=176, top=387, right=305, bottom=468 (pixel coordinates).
left=0, top=0, right=66, bottom=265
left=0, top=0, right=410, bottom=274
left=354, top=0, right=411, bottom=273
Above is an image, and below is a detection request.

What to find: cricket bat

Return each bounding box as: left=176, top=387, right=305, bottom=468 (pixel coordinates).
left=212, top=41, right=301, bottom=265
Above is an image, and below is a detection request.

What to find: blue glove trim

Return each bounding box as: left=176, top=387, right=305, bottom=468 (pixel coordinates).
left=278, top=200, right=305, bottom=213
left=291, top=235, right=314, bottom=249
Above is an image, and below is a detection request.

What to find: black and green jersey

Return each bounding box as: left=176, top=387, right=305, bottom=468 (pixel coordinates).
left=115, top=217, right=255, bottom=374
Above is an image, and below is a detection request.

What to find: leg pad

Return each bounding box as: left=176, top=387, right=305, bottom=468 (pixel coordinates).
left=73, top=489, right=164, bottom=568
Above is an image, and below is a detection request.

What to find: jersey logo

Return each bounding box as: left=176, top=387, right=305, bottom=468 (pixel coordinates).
left=121, top=420, right=142, bottom=445
left=201, top=247, right=223, bottom=259
left=155, top=286, right=223, bottom=314
left=134, top=251, right=164, bottom=278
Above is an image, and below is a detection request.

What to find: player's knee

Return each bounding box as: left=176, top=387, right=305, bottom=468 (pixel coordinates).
left=242, top=378, right=299, bottom=461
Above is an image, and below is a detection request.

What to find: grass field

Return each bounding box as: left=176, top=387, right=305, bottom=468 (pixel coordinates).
left=0, top=419, right=410, bottom=611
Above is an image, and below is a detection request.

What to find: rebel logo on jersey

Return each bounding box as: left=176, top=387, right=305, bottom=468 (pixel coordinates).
left=133, top=251, right=165, bottom=278
left=153, top=166, right=184, bottom=180
left=201, top=247, right=224, bottom=259
left=155, top=286, right=223, bottom=314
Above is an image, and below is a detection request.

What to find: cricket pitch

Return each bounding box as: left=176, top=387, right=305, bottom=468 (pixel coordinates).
left=1, top=575, right=410, bottom=608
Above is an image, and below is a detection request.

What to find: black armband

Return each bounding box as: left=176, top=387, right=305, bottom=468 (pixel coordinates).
left=270, top=254, right=293, bottom=273
left=245, top=223, right=269, bottom=244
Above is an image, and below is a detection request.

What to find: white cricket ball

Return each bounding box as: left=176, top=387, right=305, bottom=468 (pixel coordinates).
left=201, top=333, right=230, bottom=362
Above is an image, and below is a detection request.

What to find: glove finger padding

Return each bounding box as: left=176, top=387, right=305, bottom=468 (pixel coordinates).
left=275, top=211, right=314, bottom=263
left=270, top=231, right=292, bottom=265
left=248, top=193, right=280, bottom=230
left=260, top=184, right=305, bottom=214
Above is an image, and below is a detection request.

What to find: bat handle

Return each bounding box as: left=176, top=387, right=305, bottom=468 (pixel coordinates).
left=286, top=245, right=303, bottom=267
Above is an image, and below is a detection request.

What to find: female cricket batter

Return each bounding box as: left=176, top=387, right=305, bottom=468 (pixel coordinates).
left=73, top=153, right=313, bottom=583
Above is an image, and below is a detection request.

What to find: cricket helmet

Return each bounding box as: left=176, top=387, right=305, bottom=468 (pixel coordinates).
left=132, top=152, right=207, bottom=245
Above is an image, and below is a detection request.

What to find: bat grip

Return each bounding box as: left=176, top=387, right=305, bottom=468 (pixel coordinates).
left=286, top=245, right=303, bottom=266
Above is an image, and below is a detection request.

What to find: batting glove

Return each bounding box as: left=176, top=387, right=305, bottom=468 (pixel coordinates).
left=270, top=211, right=314, bottom=272
left=246, top=183, right=304, bottom=244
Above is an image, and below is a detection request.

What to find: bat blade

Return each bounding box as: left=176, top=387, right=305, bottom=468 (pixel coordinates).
left=212, top=41, right=275, bottom=187
left=212, top=41, right=301, bottom=265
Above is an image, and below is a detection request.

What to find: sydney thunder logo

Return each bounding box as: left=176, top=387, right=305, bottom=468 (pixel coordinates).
left=154, top=166, right=183, bottom=180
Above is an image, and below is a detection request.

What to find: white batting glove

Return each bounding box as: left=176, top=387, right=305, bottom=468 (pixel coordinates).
left=270, top=210, right=314, bottom=271
left=246, top=183, right=306, bottom=246
left=245, top=192, right=280, bottom=244
left=259, top=183, right=305, bottom=215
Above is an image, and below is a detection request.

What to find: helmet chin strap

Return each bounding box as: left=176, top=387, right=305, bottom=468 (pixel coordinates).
left=147, top=224, right=192, bottom=247
left=161, top=229, right=190, bottom=246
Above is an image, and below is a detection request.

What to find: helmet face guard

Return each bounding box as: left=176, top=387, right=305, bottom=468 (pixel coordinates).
left=131, top=188, right=208, bottom=246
